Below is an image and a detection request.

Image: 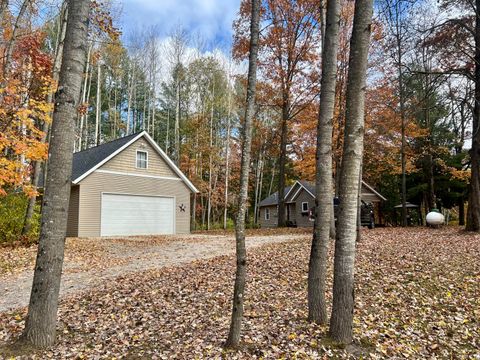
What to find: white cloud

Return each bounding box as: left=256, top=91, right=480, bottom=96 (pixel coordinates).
left=120, top=0, right=239, bottom=50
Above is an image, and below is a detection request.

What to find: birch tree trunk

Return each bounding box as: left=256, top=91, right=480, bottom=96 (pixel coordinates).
left=95, top=60, right=101, bottom=146
left=83, top=69, right=93, bottom=149
left=174, top=77, right=181, bottom=165
left=308, top=0, right=340, bottom=325
left=397, top=18, right=408, bottom=227
left=78, top=41, right=92, bottom=150
left=22, top=2, right=68, bottom=235
left=277, top=105, right=288, bottom=227
left=166, top=108, right=170, bottom=153
left=225, top=0, right=260, bottom=348
left=22, top=0, right=89, bottom=347
left=329, top=0, right=373, bottom=344
left=2, top=0, right=30, bottom=79
left=0, top=0, right=9, bottom=39
left=207, top=83, right=214, bottom=230
left=127, top=64, right=136, bottom=135
left=223, top=85, right=232, bottom=230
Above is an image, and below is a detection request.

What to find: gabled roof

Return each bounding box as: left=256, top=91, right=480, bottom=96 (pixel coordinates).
left=362, top=181, right=387, bottom=201
left=72, top=131, right=199, bottom=193
left=259, top=179, right=386, bottom=206
left=258, top=185, right=293, bottom=207
left=72, top=132, right=140, bottom=181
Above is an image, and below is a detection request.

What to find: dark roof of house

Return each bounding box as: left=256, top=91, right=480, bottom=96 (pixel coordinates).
left=298, top=180, right=315, bottom=195
left=71, top=132, right=140, bottom=181
left=38, top=132, right=141, bottom=188
left=258, top=185, right=293, bottom=207
left=259, top=181, right=315, bottom=207
left=259, top=180, right=386, bottom=207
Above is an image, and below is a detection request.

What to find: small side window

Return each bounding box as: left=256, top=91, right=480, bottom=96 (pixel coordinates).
left=265, top=208, right=270, bottom=220
left=302, top=202, right=309, bottom=212
left=136, top=150, right=148, bottom=169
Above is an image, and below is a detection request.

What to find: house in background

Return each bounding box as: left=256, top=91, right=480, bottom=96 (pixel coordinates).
left=66, top=131, right=198, bottom=237
left=258, top=180, right=386, bottom=228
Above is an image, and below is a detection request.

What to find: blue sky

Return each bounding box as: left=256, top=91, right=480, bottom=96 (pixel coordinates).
left=119, top=0, right=240, bottom=51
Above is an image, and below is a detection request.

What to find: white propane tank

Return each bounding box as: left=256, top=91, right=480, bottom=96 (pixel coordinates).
left=426, top=211, right=445, bottom=226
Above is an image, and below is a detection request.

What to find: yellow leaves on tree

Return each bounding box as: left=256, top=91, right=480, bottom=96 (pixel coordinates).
left=0, top=31, right=54, bottom=196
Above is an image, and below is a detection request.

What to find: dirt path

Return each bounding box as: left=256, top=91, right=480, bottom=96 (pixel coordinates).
left=0, top=233, right=305, bottom=313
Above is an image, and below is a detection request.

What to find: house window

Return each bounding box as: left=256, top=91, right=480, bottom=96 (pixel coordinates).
left=265, top=208, right=270, bottom=220
left=136, top=150, right=148, bottom=169
left=302, top=202, right=309, bottom=213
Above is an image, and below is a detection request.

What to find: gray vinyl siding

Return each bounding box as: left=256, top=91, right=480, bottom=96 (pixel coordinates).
left=77, top=171, right=191, bottom=237
left=67, top=185, right=80, bottom=237
left=101, top=137, right=177, bottom=177
left=293, top=189, right=315, bottom=228
left=259, top=205, right=278, bottom=228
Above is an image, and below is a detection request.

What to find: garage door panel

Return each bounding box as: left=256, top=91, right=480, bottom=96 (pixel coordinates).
left=101, top=193, right=174, bottom=236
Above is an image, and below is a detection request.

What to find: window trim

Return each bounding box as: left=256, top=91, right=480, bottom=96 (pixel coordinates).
left=265, top=208, right=270, bottom=221
left=136, top=149, right=148, bottom=169
left=302, top=201, right=309, bottom=213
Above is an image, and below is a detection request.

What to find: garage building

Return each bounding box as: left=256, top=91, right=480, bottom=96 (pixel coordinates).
left=66, top=131, right=198, bottom=237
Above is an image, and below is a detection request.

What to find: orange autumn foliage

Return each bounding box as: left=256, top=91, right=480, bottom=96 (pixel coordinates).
left=0, top=31, right=54, bottom=196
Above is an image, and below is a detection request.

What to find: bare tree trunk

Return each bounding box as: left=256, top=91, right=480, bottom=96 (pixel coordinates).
left=2, top=0, right=30, bottom=78
left=459, top=196, right=465, bottom=226
left=223, top=84, right=232, bottom=230
left=152, top=91, right=156, bottom=139
left=268, top=159, right=276, bottom=196
left=0, top=0, right=9, bottom=39
left=394, top=1, right=408, bottom=227
left=166, top=108, right=170, bottom=153
left=142, top=81, right=147, bottom=131
left=258, top=158, right=264, bottom=222
left=466, top=0, right=480, bottom=231
left=207, top=83, right=214, bottom=230
left=356, top=163, right=363, bottom=242
left=330, top=0, right=373, bottom=344
left=277, top=105, right=288, bottom=227
left=95, top=60, right=101, bottom=146
left=127, top=64, right=136, bottom=135
left=22, top=0, right=89, bottom=347
left=253, top=152, right=263, bottom=224
left=79, top=42, right=92, bottom=149
left=22, top=3, right=68, bottom=235
left=83, top=69, right=92, bottom=149
left=174, top=78, right=181, bottom=165
left=308, top=0, right=340, bottom=325
left=225, top=0, right=260, bottom=348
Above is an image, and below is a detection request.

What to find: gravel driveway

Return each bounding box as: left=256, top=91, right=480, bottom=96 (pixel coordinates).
left=0, top=232, right=307, bottom=313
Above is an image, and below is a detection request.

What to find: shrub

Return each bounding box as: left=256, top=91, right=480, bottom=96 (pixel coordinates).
left=0, top=193, right=40, bottom=246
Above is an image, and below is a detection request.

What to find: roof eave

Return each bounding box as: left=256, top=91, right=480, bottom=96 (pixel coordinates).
left=71, top=131, right=199, bottom=194
left=72, top=132, right=145, bottom=184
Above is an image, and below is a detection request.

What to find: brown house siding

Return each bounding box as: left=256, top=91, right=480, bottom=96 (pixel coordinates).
left=67, top=185, right=80, bottom=237
left=259, top=205, right=278, bottom=228
left=77, top=171, right=191, bottom=237
left=293, top=190, right=315, bottom=228
left=101, top=137, right=177, bottom=177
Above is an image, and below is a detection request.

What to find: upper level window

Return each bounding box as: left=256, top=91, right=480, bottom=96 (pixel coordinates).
left=136, top=150, right=148, bottom=169
left=302, top=202, right=309, bottom=212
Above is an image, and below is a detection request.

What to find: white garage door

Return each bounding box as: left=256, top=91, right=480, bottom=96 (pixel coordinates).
left=101, top=193, right=175, bottom=236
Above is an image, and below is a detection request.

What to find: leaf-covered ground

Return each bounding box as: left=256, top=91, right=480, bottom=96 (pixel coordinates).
left=0, top=227, right=479, bottom=359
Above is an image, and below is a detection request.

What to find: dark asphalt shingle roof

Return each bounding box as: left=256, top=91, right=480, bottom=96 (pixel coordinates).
left=259, top=180, right=387, bottom=207
left=298, top=180, right=315, bottom=195
left=258, top=185, right=293, bottom=207
left=71, top=132, right=141, bottom=181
